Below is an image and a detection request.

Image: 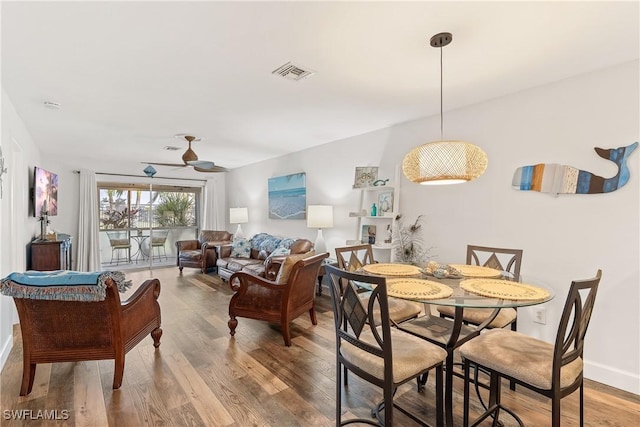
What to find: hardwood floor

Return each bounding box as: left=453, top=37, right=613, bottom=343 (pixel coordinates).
left=1, top=267, right=638, bottom=426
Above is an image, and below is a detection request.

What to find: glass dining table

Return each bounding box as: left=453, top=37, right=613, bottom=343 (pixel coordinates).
left=355, top=263, right=554, bottom=427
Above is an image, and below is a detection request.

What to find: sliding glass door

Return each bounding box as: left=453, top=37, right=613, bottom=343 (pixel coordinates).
left=98, top=183, right=200, bottom=268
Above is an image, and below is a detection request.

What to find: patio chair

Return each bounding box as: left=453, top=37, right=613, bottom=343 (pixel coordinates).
left=106, top=230, right=131, bottom=265
left=150, top=229, right=169, bottom=261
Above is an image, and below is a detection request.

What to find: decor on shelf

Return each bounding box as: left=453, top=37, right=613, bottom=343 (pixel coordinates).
left=353, top=166, right=379, bottom=188
left=377, top=191, right=393, bottom=216
left=402, top=32, right=488, bottom=185
left=392, top=214, right=431, bottom=265
left=230, top=207, right=249, bottom=240
left=268, top=172, right=306, bottom=220
left=307, top=205, right=333, bottom=254
left=512, top=141, right=638, bottom=195
left=373, top=178, right=389, bottom=186
left=361, top=225, right=376, bottom=244
left=38, top=200, right=50, bottom=241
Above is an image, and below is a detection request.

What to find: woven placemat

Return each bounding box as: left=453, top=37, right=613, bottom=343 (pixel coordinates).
left=448, top=264, right=503, bottom=278
left=387, top=278, right=453, bottom=300
left=362, top=263, right=422, bottom=277
left=460, top=278, right=550, bottom=300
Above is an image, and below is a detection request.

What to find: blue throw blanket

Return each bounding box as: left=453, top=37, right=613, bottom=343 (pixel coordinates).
left=0, top=270, right=132, bottom=302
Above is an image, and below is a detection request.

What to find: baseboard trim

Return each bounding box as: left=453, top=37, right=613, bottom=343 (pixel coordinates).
left=0, top=333, right=13, bottom=372
left=584, top=360, right=639, bottom=395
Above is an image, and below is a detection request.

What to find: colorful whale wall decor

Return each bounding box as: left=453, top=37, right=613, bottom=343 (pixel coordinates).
left=512, top=142, right=638, bottom=195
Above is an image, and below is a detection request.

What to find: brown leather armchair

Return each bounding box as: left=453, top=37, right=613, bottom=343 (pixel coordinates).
left=176, top=230, right=233, bottom=273
left=228, top=252, right=329, bottom=346
left=12, top=277, right=162, bottom=396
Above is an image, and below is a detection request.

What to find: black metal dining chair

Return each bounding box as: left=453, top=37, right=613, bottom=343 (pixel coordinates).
left=325, top=264, right=447, bottom=426
left=335, top=244, right=423, bottom=324
left=437, top=245, right=523, bottom=331
left=460, top=270, right=601, bottom=427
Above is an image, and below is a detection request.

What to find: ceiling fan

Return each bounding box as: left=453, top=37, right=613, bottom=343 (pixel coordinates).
left=145, top=135, right=228, bottom=173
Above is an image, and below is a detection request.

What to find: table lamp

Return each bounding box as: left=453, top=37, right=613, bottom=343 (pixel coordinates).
left=307, top=205, right=333, bottom=254
left=229, top=207, right=248, bottom=240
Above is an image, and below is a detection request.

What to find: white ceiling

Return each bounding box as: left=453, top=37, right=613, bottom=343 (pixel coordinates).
left=2, top=1, right=638, bottom=179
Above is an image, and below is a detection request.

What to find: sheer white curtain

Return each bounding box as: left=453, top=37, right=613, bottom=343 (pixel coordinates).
left=202, top=177, right=225, bottom=230
left=76, top=169, right=101, bottom=271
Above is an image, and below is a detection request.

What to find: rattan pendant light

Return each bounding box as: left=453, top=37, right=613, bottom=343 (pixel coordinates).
left=403, top=32, right=487, bottom=185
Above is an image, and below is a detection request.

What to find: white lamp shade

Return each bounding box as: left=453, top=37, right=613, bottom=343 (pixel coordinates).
left=307, top=205, right=334, bottom=229
left=229, top=207, right=249, bottom=224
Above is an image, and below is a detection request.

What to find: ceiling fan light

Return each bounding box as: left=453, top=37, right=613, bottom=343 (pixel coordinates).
left=402, top=140, right=488, bottom=185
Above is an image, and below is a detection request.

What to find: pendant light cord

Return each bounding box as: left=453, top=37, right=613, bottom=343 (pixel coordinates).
left=439, top=44, right=444, bottom=140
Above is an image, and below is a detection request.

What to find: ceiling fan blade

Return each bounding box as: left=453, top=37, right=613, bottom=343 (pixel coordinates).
left=187, top=160, right=215, bottom=168
left=194, top=165, right=228, bottom=173
left=144, top=162, right=188, bottom=167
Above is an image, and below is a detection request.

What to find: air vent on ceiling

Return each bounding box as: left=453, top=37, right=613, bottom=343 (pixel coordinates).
left=272, top=62, right=315, bottom=81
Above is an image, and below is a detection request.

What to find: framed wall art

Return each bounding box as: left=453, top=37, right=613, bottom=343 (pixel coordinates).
left=353, top=166, right=379, bottom=188
left=268, top=172, right=306, bottom=220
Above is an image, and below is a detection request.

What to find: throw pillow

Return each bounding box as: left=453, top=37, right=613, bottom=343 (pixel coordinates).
left=230, top=239, right=251, bottom=258
left=275, top=250, right=316, bottom=284
left=270, top=246, right=291, bottom=257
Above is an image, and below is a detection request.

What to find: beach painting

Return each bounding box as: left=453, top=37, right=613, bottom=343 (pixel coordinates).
left=268, top=173, right=307, bottom=220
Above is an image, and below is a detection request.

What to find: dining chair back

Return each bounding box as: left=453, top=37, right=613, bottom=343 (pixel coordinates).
left=335, top=244, right=422, bottom=323
left=437, top=245, right=523, bottom=331
left=324, top=263, right=446, bottom=427
left=467, top=245, right=523, bottom=281
left=335, top=243, right=376, bottom=271
left=460, top=270, right=601, bottom=427
left=334, top=242, right=424, bottom=391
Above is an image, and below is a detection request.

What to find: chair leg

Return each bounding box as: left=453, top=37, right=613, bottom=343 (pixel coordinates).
left=113, top=355, right=125, bottom=389
left=228, top=316, right=238, bottom=336
left=509, top=318, right=517, bottom=391
left=551, top=393, right=561, bottom=427
left=151, top=327, right=163, bottom=348
left=20, top=362, right=37, bottom=396
left=282, top=322, right=292, bottom=347
left=463, top=359, right=470, bottom=427
left=580, top=381, right=584, bottom=427
left=435, top=364, right=444, bottom=427
left=383, top=381, right=394, bottom=426
left=336, top=358, right=343, bottom=427
left=490, top=373, right=502, bottom=427
left=416, top=372, right=428, bottom=392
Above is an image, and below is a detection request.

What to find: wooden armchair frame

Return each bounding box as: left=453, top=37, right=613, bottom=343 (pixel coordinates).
left=227, top=253, right=329, bottom=346
left=13, top=278, right=162, bottom=396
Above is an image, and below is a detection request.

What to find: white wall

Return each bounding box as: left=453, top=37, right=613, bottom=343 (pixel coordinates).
left=2, top=61, right=637, bottom=393
left=225, top=61, right=640, bottom=394
left=0, top=88, right=42, bottom=368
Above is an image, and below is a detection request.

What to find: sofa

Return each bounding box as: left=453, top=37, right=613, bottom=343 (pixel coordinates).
left=176, top=230, right=234, bottom=273
left=216, top=233, right=313, bottom=281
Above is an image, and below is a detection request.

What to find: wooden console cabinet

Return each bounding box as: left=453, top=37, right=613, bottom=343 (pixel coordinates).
left=30, top=237, right=72, bottom=271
